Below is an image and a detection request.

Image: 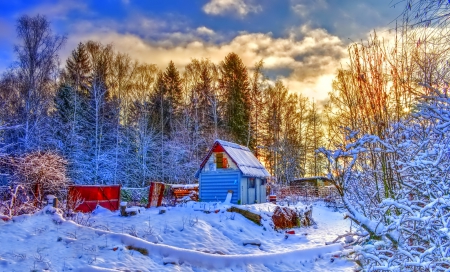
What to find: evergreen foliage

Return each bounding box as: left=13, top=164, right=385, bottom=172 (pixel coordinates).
left=219, top=53, right=251, bottom=146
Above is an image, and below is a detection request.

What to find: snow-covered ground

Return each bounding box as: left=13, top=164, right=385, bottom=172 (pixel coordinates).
left=0, top=202, right=355, bottom=271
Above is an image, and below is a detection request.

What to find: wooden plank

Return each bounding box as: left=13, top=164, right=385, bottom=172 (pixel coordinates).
left=226, top=206, right=261, bottom=225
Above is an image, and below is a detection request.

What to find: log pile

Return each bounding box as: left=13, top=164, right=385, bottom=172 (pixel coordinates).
left=272, top=206, right=314, bottom=230
left=272, top=206, right=299, bottom=230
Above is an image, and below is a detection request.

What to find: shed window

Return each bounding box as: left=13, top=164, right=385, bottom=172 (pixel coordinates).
left=248, top=178, right=255, bottom=188
left=216, top=153, right=223, bottom=168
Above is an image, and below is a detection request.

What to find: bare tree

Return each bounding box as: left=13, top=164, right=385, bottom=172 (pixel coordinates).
left=183, top=58, right=219, bottom=164
left=249, top=60, right=267, bottom=154
left=14, top=14, right=66, bottom=151
left=109, top=53, right=134, bottom=184
left=305, top=100, right=325, bottom=176
left=399, top=1, right=450, bottom=84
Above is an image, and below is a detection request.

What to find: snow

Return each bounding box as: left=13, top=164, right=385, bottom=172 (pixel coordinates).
left=125, top=207, right=140, bottom=213
left=47, top=195, right=56, bottom=201
left=170, top=184, right=199, bottom=189
left=0, top=202, right=354, bottom=271
left=242, top=239, right=262, bottom=246
left=224, top=191, right=232, bottom=204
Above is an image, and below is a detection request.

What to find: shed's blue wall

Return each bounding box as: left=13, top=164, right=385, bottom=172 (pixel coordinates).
left=199, top=170, right=241, bottom=204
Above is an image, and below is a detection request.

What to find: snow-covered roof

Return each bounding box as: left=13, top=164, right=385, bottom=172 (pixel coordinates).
left=197, top=139, right=270, bottom=178
left=291, top=176, right=332, bottom=182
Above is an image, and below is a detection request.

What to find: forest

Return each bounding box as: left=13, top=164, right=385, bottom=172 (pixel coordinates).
left=3, top=0, right=450, bottom=269
left=0, top=15, right=327, bottom=187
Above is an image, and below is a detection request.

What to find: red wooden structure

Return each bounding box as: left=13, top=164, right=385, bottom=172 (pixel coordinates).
left=172, top=186, right=199, bottom=202
left=68, top=185, right=121, bottom=213
left=147, top=182, right=165, bottom=208
left=269, top=195, right=277, bottom=203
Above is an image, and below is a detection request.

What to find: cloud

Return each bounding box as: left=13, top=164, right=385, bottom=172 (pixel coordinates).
left=291, top=0, right=327, bottom=18
left=289, top=0, right=400, bottom=41
left=0, top=0, right=401, bottom=105
left=24, top=0, right=88, bottom=21
left=203, top=0, right=262, bottom=17
left=196, top=26, right=215, bottom=36
left=65, top=24, right=347, bottom=103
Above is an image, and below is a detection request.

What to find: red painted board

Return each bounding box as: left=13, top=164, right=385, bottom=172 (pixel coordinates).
left=68, top=185, right=121, bottom=213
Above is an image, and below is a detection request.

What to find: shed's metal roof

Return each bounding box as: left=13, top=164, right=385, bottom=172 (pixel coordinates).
left=197, top=139, right=270, bottom=178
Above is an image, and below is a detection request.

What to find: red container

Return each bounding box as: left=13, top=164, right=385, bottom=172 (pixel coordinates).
left=269, top=195, right=277, bottom=203
left=68, top=185, right=121, bottom=213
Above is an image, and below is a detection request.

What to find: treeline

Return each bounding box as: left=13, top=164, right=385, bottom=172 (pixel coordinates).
left=0, top=15, right=326, bottom=186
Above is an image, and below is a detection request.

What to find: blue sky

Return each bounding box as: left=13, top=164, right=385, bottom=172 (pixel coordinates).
left=0, top=0, right=402, bottom=103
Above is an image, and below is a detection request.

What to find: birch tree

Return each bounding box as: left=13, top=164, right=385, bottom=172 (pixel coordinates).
left=14, top=15, right=66, bottom=151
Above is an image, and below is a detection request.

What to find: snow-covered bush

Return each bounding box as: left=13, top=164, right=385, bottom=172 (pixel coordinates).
left=0, top=184, right=37, bottom=218
left=320, top=87, right=450, bottom=270
left=10, top=151, right=70, bottom=207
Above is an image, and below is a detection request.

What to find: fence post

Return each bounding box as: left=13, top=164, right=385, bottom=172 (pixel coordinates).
left=120, top=202, right=127, bottom=216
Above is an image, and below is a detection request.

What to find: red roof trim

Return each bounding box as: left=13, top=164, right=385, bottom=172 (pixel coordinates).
left=212, top=144, right=225, bottom=152
left=199, top=141, right=238, bottom=170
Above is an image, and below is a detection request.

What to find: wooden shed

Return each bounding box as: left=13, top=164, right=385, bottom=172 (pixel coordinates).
left=290, top=177, right=333, bottom=187
left=195, top=139, right=270, bottom=204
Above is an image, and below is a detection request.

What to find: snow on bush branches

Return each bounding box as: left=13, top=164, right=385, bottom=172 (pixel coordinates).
left=320, top=87, right=450, bottom=270
left=0, top=151, right=70, bottom=218
left=11, top=151, right=70, bottom=206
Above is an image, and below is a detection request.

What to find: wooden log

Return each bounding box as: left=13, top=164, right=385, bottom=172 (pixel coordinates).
left=226, top=206, right=261, bottom=225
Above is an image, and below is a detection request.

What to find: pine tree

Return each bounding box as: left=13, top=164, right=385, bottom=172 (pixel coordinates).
left=55, top=43, right=91, bottom=183
left=54, top=85, right=75, bottom=129
left=219, top=53, right=251, bottom=146
left=163, top=61, right=183, bottom=137
left=78, top=41, right=118, bottom=184
left=151, top=61, right=183, bottom=138
left=65, top=42, right=91, bottom=95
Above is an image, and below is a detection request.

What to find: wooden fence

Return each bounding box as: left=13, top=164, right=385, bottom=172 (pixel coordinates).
left=274, top=183, right=343, bottom=208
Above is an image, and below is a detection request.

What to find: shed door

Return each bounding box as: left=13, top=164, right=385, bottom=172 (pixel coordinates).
left=200, top=171, right=240, bottom=204
left=247, top=178, right=256, bottom=204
